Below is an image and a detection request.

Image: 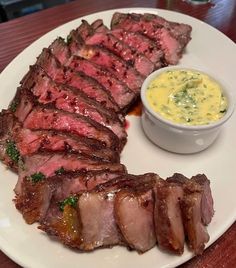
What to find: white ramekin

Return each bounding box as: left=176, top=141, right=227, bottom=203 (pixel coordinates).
left=140, top=66, right=235, bottom=154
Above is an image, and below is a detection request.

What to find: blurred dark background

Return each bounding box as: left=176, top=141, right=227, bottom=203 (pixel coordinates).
left=0, top=0, right=74, bottom=22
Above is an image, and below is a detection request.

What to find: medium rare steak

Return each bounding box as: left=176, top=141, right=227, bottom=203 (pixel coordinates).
left=77, top=20, right=155, bottom=76
left=111, top=12, right=192, bottom=64
left=68, top=30, right=144, bottom=93
left=49, top=38, right=136, bottom=112
left=27, top=49, right=120, bottom=112
left=20, top=67, right=127, bottom=145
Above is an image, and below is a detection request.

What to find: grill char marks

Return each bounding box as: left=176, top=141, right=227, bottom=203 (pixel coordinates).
left=20, top=66, right=127, bottom=146
left=78, top=20, right=155, bottom=77
left=68, top=30, right=144, bottom=93
left=154, top=179, right=185, bottom=254
left=111, top=12, right=192, bottom=65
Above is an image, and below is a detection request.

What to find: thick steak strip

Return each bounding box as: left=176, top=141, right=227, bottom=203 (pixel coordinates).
left=154, top=179, right=185, bottom=255
left=16, top=170, right=124, bottom=224
left=49, top=38, right=135, bottom=112
left=78, top=20, right=154, bottom=76
left=90, top=19, right=164, bottom=69
left=26, top=49, right=119, bottom=112
left=13, top=126, right=119, bottom=162
left=68, top=30, right=144, bottom=93
left=15, top=152, right=126, bottom=194
left=22, top=106, right=120, bottom=151
left=115, top=188, right=156, bottom=253
left=111, top=12, right=189, bottom=65
left=21, top=67, right=127, bottom=145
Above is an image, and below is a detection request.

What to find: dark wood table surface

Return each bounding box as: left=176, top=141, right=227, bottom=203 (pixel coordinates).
left=0, top=0, right=236, bottom=267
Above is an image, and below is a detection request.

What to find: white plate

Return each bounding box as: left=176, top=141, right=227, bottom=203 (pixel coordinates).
left=0, top=7, right=236, bottom=268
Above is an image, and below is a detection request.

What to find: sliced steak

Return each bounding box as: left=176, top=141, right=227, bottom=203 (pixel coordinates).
left=143, top=13, right=192, bottom=48
left=90, top=19, right=164, bottom=69
left=13, top=125, right=119, bottom=162
left=20, top=67, right=127, bottom=145
left=180, top=179, right=210, bottom=255
left=13, top=90, right=121, bottom=151
left=78, top=20, right=155, bottom=76
left=111, top=28, right=164, bottom=68
left=16, top=170, right=124, bottom=224
left=49, top=38, right=135, bottom=112
left=111, top=12, right=190, bottom=65
left=68, top=30, right=144, bottom=93
left=114, top=174, right=157, bottom=253
left=154, top=179, right=185, bottom=255
left=15, top=152, right=126, bottom=194
left=191, top=174, right=214, bottom=226
left=49, top=37, right=71, bottom=65
left=25, top=49, right=119, bottom=112
left=167, top=173, right=214, bottom=226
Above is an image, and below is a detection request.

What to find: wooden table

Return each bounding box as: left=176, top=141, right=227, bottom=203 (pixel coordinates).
left=0, top=0, right=236, bottom=267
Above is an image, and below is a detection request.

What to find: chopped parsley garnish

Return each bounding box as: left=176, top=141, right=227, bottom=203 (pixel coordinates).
left=66, top=35, right=72, bottom=44
left=55, top=167, right=65, bottom=175
left=6, top=140, right=20, bottom=163
left=9, top=101, right=18, bottom=112
left=59, top=196, right=78, bottom=211
left=30, top=172, right=45, bottom=183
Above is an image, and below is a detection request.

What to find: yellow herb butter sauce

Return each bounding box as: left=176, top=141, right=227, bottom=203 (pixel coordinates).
left=146, top=69, right=227, bottom=125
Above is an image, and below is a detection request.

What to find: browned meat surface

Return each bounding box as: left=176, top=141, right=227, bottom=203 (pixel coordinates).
left=154, top=179, right=185, bottom=255
left=27, top=50, right=119, bottom=112
left=20, top=68, right=127, bottom=144
left=0, top=110, right=18, bottom=171
left=181, top=180, right=210, bottom=255
left=115, top=189, right=156, bottom=253
left=191, top=174, right=214, bottom=226
left=20, top=105, right=120, bottom=151
left=68, top=30, right=144, bottom=93
left=78, top=20, right=155, bottom=76
left=111, top=12, right=192, bottom=64
left=91, top=19, right=164, bottom=69
left=16, top=170, right=124, bottom=224
left=167, top=173, right=214, bottom=226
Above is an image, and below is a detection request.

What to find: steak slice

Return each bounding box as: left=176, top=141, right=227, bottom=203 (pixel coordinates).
left=180, top=179, right=210, bottom=255
left=143, top=13, right=192, bottom=48
left=114, top=174, right=157, bottom=253
left=78, top=20, right=154, bottom=76
left=13, top=89, right=121, bottom=151
left=111, top=12, right=190, bottom=65
left=68, top=30, right=144, bottom=93
left=26, top=49, right=119, bottom=112
left=16, top=170, right=124, bottom=224
left=167, top=173, right=214, bottom=225
left=154, top=178, right=185, bottom=255
left=49, top=38, right=136, bottom=112
left=20, top=67, right=127, bottom=145
left=111, top=28, right=164, bottom=68
left=15, top=152, right=126, bottom=194
left=90, top=19, right=164, bottom=69
left=13, top=124, right=119, bottom=162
